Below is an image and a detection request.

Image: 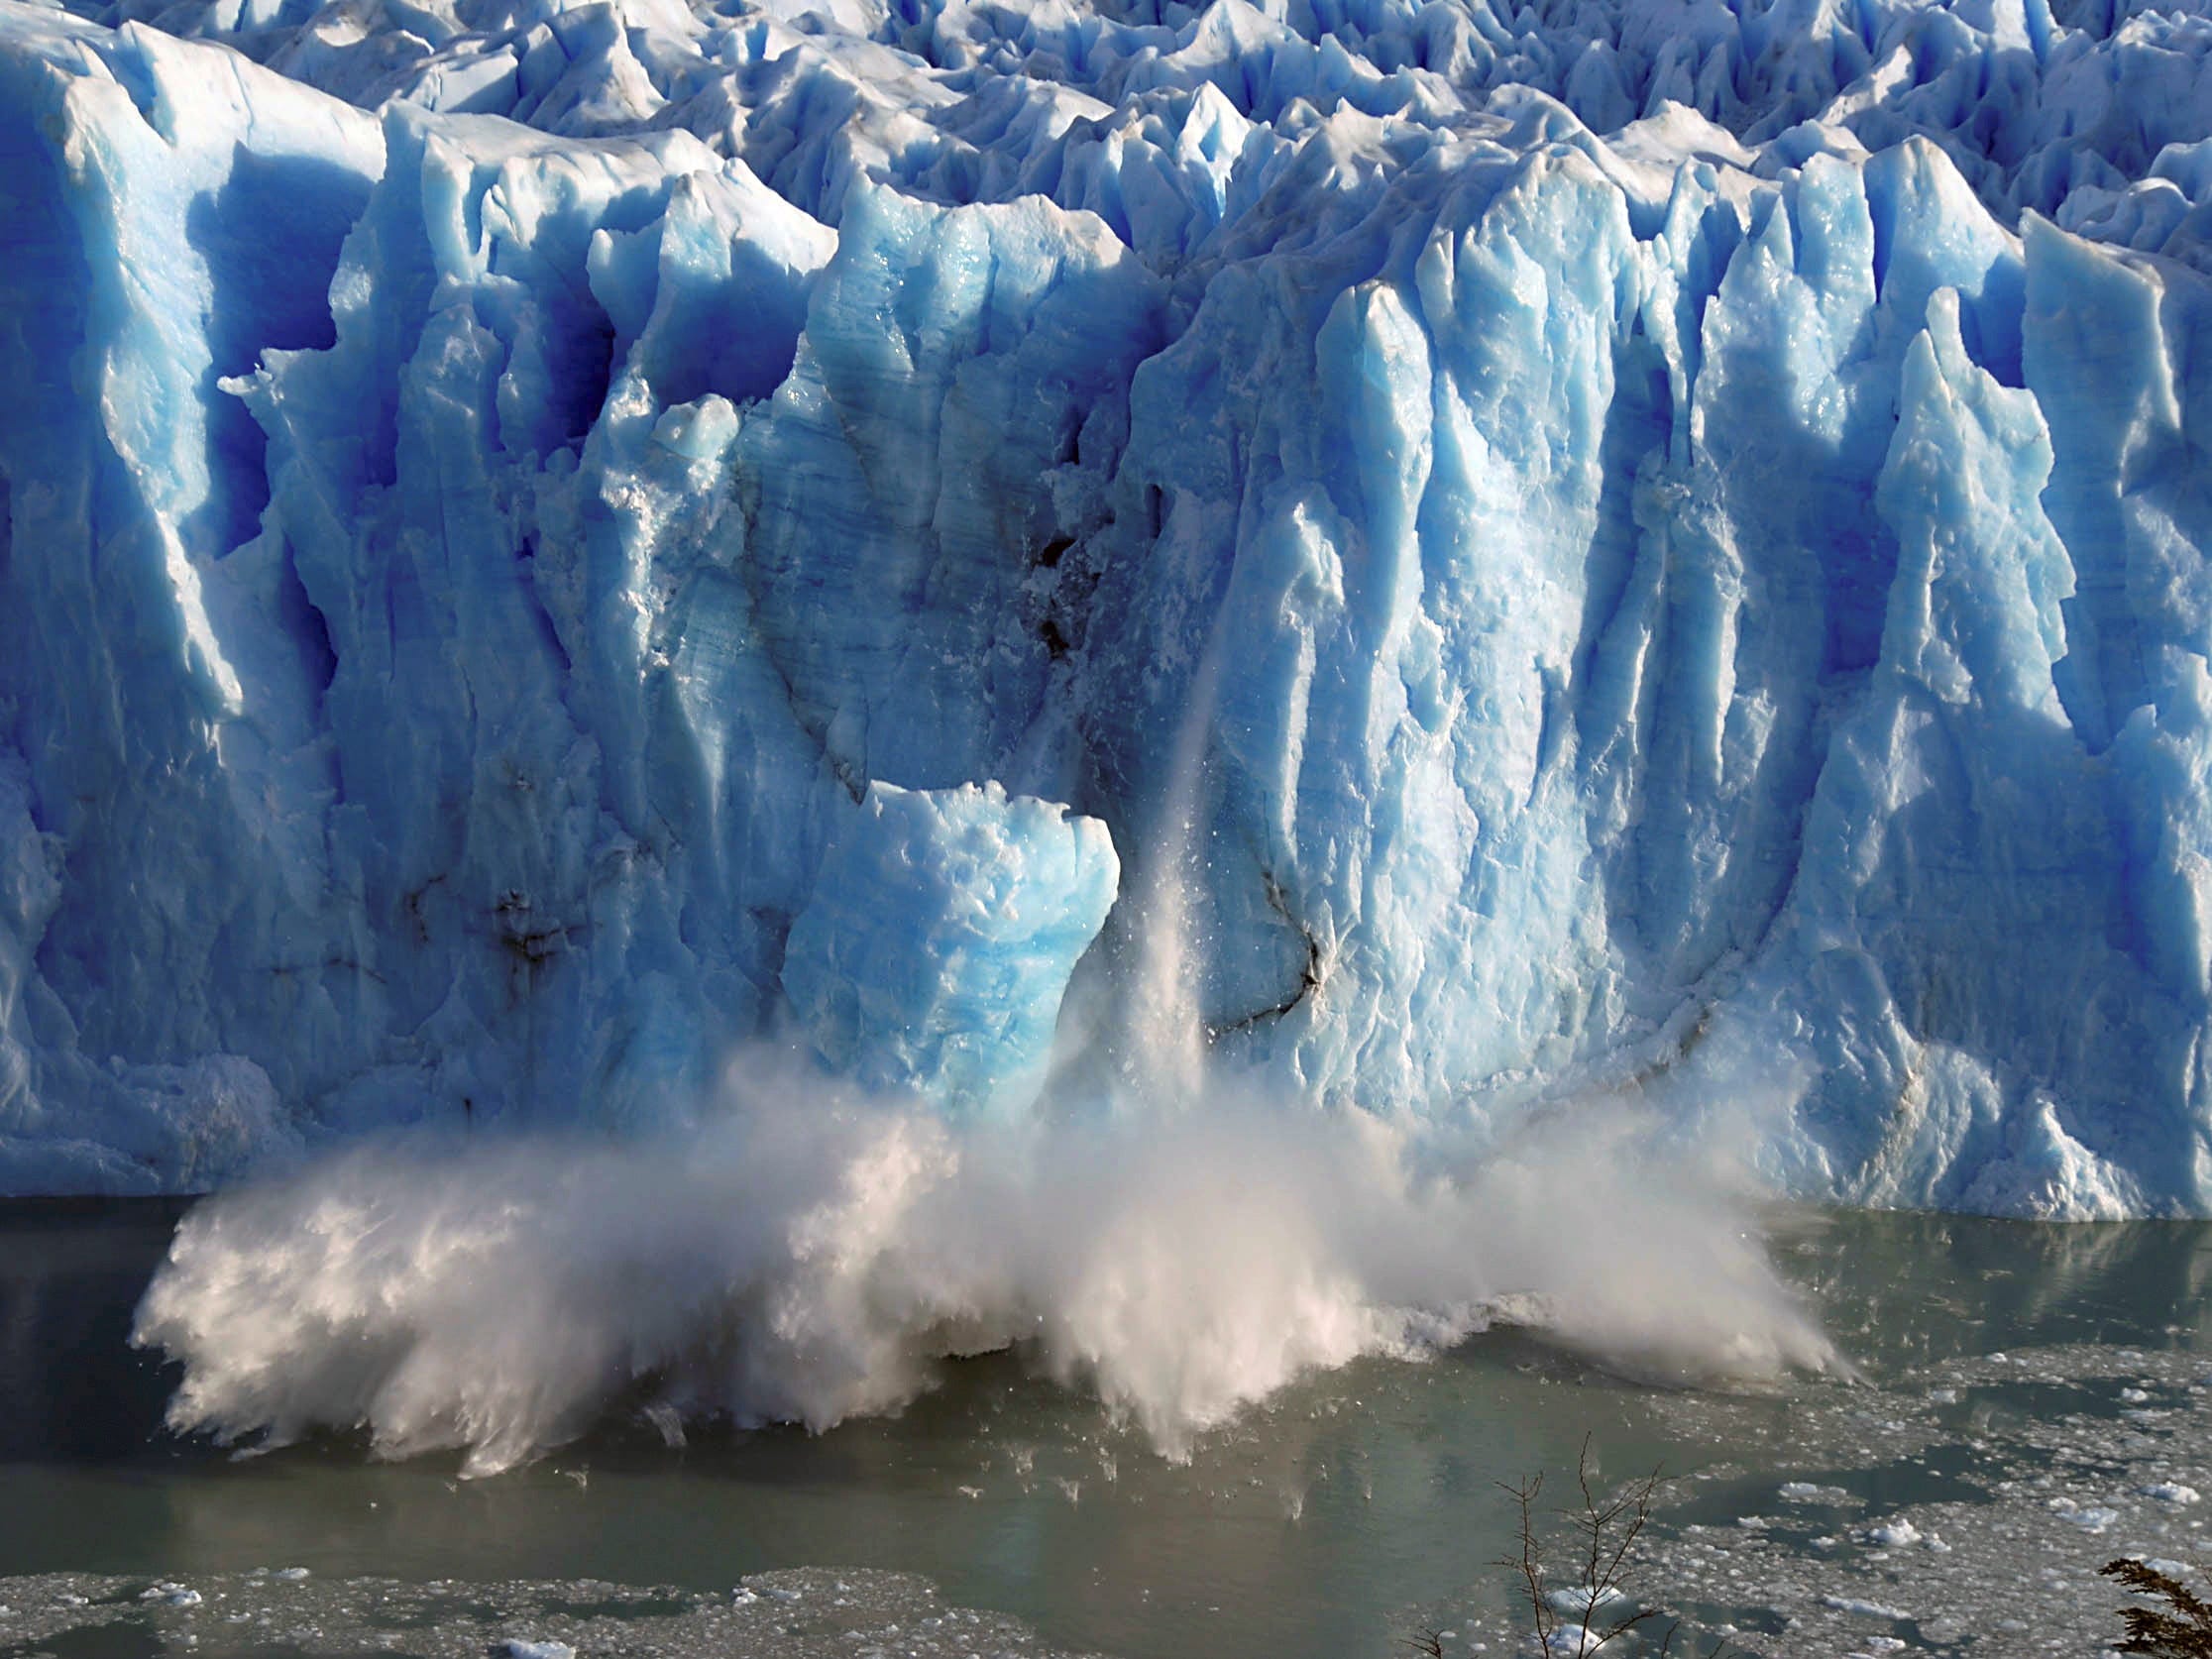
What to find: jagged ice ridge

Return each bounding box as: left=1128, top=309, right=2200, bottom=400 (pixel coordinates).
left=3, top=0, right=2212, bottom=1217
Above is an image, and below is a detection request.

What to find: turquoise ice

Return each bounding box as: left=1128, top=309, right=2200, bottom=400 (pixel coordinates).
left=3, top=0, right=2212, bottom=1216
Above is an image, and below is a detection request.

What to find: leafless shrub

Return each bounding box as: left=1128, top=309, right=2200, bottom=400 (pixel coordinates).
left=1404, top=1435, right=1726, bottom=1657
left=2104, top=1558, right=2212, bottom=1656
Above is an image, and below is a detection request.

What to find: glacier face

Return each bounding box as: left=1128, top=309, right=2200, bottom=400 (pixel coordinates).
left=2, top=0, right=2212, bottom=1215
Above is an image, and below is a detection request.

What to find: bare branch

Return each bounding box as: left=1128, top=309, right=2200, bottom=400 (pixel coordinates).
left=1492, top=1472, right=1555, bottom=1649
left=2102, top=1558, right=2212, bottom=1655
left=1485, top=1442, right=1729, bottom=1659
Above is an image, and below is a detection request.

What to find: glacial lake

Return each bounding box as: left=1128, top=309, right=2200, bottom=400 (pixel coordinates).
left=2, top=1200, right=2209, bottom=1659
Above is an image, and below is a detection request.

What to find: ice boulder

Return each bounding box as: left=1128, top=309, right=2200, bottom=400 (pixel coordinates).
left=781, top=783, right=1119, bottom=1120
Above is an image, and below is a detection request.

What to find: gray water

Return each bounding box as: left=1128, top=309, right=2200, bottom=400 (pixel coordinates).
left=3, top=1201, right=2210, bottom=1659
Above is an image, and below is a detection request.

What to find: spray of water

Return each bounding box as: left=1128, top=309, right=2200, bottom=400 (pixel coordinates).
left=133, top=1062, right=1838, bottom=1476
left=132, top=648, right=1840, bottom=1473
left=1113, top=605, right=1229, bottom=1104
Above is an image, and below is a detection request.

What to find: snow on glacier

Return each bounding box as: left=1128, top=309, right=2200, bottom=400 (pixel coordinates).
left=1, top=0, right=2211, bottom=1219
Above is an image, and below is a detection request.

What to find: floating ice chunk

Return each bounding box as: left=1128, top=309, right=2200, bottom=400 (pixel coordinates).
left=1821, top=1596, right=1912, bottom=1619
left=1529, top=1623, right=1608, bottom=1656
left=1543, top=1586, right=1627, bottom=1615
left=497, top=1640, right=575, bottom=1659
left=2048, top=1499, right=2120, bottom=1532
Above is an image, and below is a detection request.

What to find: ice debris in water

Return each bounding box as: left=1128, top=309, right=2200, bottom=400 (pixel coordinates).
left=2, top=0, right=2212, bottom=1221
left=1819, top=1597, right=1912, bottom=1621
left=2049, top=1497, right=2120, bottom=1532
left=2138, top=1557, right=2198, bottom=1579
left=1780, top=1483, right=1855, bottom=1504
left=1594, top=1339, right=2212, bottom=1657
left=1542, top=1585, right=1627, bottom=1615
left=0, top=1569, right=1083, bottom=1659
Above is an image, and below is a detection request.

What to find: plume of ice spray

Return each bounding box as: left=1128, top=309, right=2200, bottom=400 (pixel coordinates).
left=133, top=600, right=1841, bottom=1475
left=134, top=1057, right=1840, bottom=1475
left=1114, top=616, right=1228, bottom=1105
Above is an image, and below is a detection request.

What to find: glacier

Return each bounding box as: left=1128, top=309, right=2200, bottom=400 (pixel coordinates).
left=3, top=0, right=2212, bottom=1219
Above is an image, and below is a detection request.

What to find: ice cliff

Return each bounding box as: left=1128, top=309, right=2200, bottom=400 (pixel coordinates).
left=3, top=0, right=2212, bottom=1217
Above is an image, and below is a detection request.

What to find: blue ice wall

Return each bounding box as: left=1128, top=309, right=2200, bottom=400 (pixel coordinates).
left=4, top=0, right=2212, bottom=1215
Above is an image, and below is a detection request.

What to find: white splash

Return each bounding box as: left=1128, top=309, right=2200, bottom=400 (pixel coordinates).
left=1115, top=618, right=1230, bottom=1107
left=135, top=597, right=1838, bottom=1476
left=134, top=1058, right=1840, bottom=1476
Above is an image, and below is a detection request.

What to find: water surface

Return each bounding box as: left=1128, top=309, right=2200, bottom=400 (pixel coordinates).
left=4, top=1202, right=2210, bottom=1658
